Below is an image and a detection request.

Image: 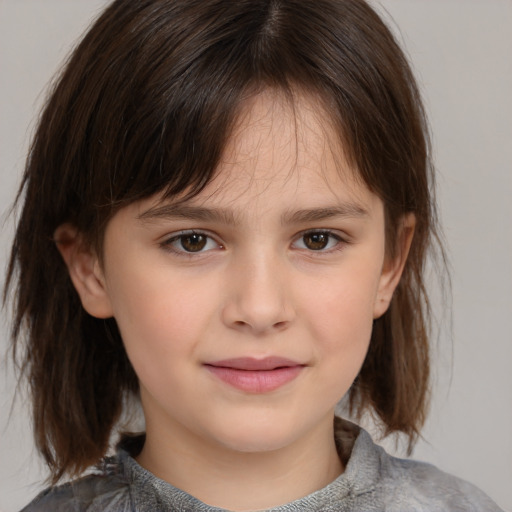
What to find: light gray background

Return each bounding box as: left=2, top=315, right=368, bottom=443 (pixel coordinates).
left=1, top=1, right=511, bottom=511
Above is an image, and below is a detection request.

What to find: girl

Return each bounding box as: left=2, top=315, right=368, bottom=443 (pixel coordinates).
left=3, top=0, right=505, bottom=510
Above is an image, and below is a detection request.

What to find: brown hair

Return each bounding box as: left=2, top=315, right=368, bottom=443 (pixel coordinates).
left=5, top=0, right=442, bottom=482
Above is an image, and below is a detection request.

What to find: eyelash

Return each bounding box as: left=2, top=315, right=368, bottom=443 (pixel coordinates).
left=292, top=229, right=347, bottom=253
left=160, top=230, right=223, bottom=256
left=159, top=229, right=348, bottom=257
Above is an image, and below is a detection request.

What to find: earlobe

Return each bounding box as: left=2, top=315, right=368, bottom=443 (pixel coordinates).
left=373, top=214, right=416, bottom=319
left=54, top=224, right=114, bottom=319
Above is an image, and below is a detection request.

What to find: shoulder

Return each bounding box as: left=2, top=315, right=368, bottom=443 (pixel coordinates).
left=337, top=420, right=504, bottom=512
left=20, top=458, right=132, bottom=512
left=378, top=453, right=503, bottom=511
left=368, top=435, right=502, bottom=511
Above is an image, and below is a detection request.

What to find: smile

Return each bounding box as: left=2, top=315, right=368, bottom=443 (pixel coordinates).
left=204, top=357, right=305, bottom=393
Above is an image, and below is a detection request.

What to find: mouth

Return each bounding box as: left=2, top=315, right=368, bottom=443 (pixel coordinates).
left=204, top=357, right=306, bottom=393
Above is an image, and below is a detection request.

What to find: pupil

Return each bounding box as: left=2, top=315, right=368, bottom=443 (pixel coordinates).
left=181, top=234, right=207, bottom=252
left=305, top=233, right=328, bottom=250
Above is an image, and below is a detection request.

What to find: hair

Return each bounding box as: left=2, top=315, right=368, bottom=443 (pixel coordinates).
left=5, top=0, right=442, bottom=483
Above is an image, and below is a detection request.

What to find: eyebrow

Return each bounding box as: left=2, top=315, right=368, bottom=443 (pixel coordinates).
left=138, top=203, right=368, bottom=225
left=281, top=205, right=369, bottom=224
left=138, top=204, right=239, bottom=225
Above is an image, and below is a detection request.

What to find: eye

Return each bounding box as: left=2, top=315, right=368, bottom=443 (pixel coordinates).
left=292, top=231, right=343, bottom=252
left=162, top=231, right=221, bottom=254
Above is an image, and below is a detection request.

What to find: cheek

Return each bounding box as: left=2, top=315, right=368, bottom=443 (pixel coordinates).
left=105, top=263, right=219, bottom=366
left=297, top=262, right=382, bottom=398
left=299, top=268, right=379, bottom=348
left=290, top=284, right=373, bottom=414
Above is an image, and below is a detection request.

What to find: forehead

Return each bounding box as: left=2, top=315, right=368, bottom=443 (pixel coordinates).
left=136, top=89, right=382, bottom=224
left=224, top=91, right=341, bottom=175
left=184, top=90, right=372, bottom=210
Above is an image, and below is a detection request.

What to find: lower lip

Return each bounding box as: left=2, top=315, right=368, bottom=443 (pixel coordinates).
left=205, top=365, right=304, bottom=393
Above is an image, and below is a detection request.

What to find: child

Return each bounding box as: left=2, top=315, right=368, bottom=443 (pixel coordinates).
left=4, top=0, right=504, bottom=510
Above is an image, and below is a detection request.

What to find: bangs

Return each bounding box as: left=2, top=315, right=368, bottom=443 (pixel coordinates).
left=82, top=1, right=334, bottom=214
left=62, top=0, right=420, bottom=234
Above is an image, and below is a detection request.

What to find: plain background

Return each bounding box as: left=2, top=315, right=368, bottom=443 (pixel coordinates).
left=0, top=1, right=511, bottom=511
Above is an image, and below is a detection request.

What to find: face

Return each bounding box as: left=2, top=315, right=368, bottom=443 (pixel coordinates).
left=65, top=91, right=407, bottom=458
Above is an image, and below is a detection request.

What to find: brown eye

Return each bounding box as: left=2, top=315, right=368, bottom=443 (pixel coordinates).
left=162, top=231, right=220, bottom=255
left=180, top=233, right=207, bottom=252
left=302, top=232, right=330, bottom=250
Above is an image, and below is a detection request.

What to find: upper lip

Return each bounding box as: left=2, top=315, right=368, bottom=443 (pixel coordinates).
left=205, top=357, right=304, bottom=371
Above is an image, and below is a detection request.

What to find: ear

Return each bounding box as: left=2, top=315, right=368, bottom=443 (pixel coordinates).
left=373, top=213, right=416, bottom=319
left=54, top=224, right=114, bottom=319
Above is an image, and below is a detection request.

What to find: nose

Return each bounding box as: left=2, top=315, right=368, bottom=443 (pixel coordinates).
left=221, top=251, right=295, bottom=335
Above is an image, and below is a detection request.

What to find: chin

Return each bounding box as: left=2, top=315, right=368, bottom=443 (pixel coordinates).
left=206, top=413, right=307, bottom=454
left=219, top=433, right=295, bottom=454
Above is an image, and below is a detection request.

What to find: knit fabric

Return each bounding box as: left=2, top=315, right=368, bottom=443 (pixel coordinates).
left=21, top=418, right=503, bottom=511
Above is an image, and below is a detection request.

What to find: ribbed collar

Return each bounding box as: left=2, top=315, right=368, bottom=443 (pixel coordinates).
left=117, top=418, right=381, bottom=511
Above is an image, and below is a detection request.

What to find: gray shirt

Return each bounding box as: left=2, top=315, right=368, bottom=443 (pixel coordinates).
left=21, top=419, right=503, bottom=511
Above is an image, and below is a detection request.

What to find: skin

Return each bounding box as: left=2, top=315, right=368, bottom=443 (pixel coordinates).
left=57, top=91, right=413, bottom=511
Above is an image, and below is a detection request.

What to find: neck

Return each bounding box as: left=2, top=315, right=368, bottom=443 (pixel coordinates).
left=136, top=413, right=343, bottom=511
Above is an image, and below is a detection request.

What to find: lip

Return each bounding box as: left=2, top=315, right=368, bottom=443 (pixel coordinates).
left=204, top=357, right=305, bottom=393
